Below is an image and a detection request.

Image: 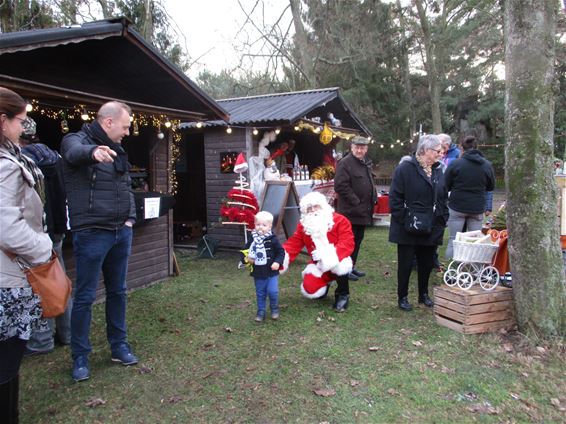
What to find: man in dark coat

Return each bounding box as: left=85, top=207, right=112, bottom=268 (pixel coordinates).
left=20, top=118, right=71, bottom=355
left=389, top=135, right=449, bottom=311
left=334, top=136, right=377, bottom=281
left=61, top=101, right=138, bottom=382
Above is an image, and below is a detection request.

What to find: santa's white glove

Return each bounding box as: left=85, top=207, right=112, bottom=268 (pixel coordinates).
left=311, top=249, right=321, bottom=261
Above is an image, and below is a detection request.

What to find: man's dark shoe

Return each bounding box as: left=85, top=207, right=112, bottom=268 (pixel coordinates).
left=72, top=356, right=90, bottom=382
left=352, top=269, right=366, bottom=277
left=418, top=293, right=434, bottom=308
left=333, top=294, right=350, bottom=312
left=111, top=344, right=139, bottom=366
left=398, top=297, right=413, bottom=311
left=348, top=272, right=359, bottom=281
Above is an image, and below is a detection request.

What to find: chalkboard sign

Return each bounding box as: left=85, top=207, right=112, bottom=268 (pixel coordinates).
left=260, top=181, right=300, bottom=238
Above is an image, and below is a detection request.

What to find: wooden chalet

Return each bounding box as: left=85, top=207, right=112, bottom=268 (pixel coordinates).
left=0, top=17, right=229, bottom=293
left=177, top=88, right=372, bottom=248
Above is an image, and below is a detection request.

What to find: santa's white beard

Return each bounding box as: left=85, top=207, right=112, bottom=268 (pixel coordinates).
left=301, top=209, right=333, bottom=238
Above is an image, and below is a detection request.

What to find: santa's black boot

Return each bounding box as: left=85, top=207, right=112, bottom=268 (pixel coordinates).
left=333, top=294, right=350, bottom=313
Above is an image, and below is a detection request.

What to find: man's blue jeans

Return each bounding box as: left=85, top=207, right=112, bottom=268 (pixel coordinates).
left=254, top=276, right=279, bottom=316
left=71, top=226, right=132, bottom=359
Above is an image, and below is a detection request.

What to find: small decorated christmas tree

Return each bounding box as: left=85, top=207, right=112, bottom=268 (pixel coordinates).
left=219, top=153, right=259, bottom=227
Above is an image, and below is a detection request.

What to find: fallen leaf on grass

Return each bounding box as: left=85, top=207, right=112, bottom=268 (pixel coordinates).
left=199, top=298, right=208, bottom=304
left=202, top=343, right=215, bottom=351
left=412, top=340, right=423, bottom=347
left=387, top=388, right=400, bottom=396
left=224, top=327, right=233, bottom=333
left=467, top=402, right=500, bottom=415
left=536, top=346, right=546, bottom=354
left=550, top=398, right=566, bottom=411
left=502, top=343, right=513, bottom=352
left=456, top=392, right=478, bottom=402
left=368, top=346, right=381, bottom=351
left=350, top=380, right=361, bottom=387
left=510, top=392, right=520, bottom=400
left=166, top=395, right=183, bottom=404
left=383, top=271, right=391, bottom=278
left=85, top=398, right=106, bottom=408
left=136, top=366, right=153, bottom=374
left=313, top=388, right=336, bottom=397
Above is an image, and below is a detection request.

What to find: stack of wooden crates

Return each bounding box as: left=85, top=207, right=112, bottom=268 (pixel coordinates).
left=433, top=285, right=516, bottom=334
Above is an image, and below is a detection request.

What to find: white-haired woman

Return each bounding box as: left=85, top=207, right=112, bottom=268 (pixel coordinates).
left=388, top=135, right=449, bottom=311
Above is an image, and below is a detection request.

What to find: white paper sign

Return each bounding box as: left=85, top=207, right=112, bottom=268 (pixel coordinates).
left=144, top=197, right=161, bottom=219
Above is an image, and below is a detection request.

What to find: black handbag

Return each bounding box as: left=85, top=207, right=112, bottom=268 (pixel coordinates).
left=404, top=178, right=437, bottom=236
left=404, top=205, right=433, bottom=235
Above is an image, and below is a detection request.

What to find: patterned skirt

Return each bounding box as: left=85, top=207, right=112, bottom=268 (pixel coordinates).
left=0, top=287, right=48, bottom=341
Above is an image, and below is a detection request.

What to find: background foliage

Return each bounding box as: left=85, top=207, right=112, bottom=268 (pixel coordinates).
left=1, top=0, right=564, bottom=173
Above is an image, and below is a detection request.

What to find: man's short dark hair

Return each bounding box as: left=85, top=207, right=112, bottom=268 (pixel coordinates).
left=461, top=135, right=477, bottom=151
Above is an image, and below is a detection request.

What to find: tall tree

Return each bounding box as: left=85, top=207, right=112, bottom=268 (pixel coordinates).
left=505, top=0, right=565, bottom=336
left=414, top=0, right=442, bottom=133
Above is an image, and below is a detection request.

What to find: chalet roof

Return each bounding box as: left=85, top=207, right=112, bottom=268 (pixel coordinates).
left=0, top=17, right=229, bottom=121
left=181, top=88, right=372, bottom=137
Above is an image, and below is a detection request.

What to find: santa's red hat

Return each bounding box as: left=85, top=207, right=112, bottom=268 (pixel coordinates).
left=233, top=152, right=248, bottom=173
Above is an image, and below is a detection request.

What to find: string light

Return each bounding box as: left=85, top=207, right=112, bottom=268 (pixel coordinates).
left=26, top=103, right=33, bottom=112
left=132, top=120, right=140, bottom=136
left=275, top=128, right=281, bottom=135
left=252, top=128, right=258, bottom=135
left=380, top=144, right=384, bottom=148
left=81, top=109, right=89, bottom=121
left=294, top=125, right=300, bottom=131
left=196, top=122, right=203, bottom=128
left=226, top=127, right=232, bottom=134
left=164, top=120, right=172, bottom=129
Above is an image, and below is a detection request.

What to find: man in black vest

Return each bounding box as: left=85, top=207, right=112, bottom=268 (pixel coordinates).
left=61, top=101, right=137, bottom=382
left=334, top=136, right=377, bottom=280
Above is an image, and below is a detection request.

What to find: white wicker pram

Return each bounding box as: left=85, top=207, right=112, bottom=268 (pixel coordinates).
left=444, top=231, right=500, bottom=291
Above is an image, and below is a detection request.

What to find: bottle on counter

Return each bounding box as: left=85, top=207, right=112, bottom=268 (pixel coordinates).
left=304, top=165, right=310, bottom=180
left=293, top=166, right=301, bottom=181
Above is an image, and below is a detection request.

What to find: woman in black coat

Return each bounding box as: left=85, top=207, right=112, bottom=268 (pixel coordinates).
left=389, top=135, right=449, bottom=311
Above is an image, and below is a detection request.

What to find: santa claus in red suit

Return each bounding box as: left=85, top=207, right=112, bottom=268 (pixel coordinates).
left=282, top=191, right=355, bottom=312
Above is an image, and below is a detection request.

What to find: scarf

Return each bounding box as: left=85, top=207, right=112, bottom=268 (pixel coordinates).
left=248, top=230, right=272, bottom=266
left=88, top=120, right=129, bottom=174
left=416, top=154, right=432, bottom=179
left=3, top=139, right=45, bottom=204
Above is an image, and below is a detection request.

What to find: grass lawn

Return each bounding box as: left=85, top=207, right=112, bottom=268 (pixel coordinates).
left=20, top=227, right=564, bottom=423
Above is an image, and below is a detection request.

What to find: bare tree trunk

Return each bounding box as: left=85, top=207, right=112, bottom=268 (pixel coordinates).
left=505, top=0, right=565, bottom=337
left=142, top=0, right=153, bottom=42
left=397, top=0, right=416, bottom=139
left=415, top=0, right=442, bottom=133
left=289, top=0, right=316, bottom=87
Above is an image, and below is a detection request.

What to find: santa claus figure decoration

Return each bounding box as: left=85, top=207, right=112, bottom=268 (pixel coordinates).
left=282, top=192, right=355, bottom=312
left=219, top=152, right=259, bottom=228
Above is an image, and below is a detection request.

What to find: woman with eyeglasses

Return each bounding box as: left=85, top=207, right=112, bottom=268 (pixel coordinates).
left=388, top=134, right=449, bottom=311
left=0, top=87, right=52, bottom=423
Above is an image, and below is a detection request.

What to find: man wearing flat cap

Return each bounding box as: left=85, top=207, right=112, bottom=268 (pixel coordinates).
left=334, top=136, right=376, bottom=281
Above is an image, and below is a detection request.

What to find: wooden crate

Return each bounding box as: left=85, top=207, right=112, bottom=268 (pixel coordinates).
left=433, top=285, right=516, bottom=334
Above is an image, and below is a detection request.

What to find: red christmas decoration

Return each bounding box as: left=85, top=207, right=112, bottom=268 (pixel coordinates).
left=219, top=168, right=259, bottom=228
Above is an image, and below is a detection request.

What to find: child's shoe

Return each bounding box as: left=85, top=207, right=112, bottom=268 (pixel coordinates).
left=271, top=310, right=280, bottom=320
left=255, top=313, right=265, bottom=322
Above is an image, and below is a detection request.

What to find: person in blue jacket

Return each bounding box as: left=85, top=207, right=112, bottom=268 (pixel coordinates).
left=439, top=133, right=461, bottom=167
